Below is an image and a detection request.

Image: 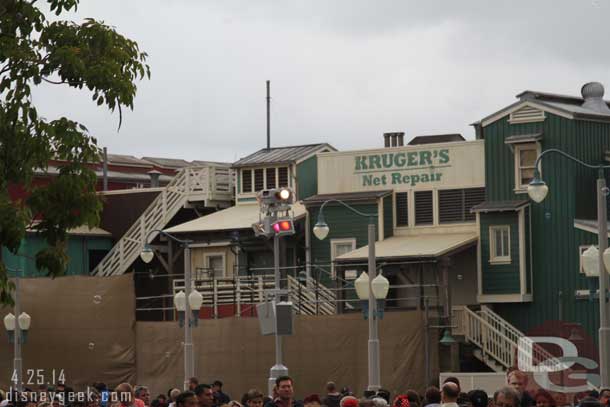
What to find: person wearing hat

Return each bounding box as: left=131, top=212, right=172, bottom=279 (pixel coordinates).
left=339, top=396, right=358, bottom=407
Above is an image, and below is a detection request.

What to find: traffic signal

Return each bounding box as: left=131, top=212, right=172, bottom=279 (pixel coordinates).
left=257, top=188, right=294, bottom=207
left=272, top=217, right=295, bottom=236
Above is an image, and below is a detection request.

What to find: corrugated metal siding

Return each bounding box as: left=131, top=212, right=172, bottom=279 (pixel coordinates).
left=309, top=203, right=378, bottom=285
left=480, top=212, right=521, bottom=294
left=383, top=195, right=393, bottom=239
left=296, top=155, right=318, bottom=200
left=483, top=112, right=610, bottom=339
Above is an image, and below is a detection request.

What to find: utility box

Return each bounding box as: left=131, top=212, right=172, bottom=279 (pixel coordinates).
left=256, top=301, right=294, bottom=336
left=276, top=301, right=293, bottom=336
left=256, top=301, right=276, bottom=336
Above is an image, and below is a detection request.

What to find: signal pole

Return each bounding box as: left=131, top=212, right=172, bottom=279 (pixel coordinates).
left=268, top=233, right=288, bottom=396
left=252, top=188, right=295, bottom=397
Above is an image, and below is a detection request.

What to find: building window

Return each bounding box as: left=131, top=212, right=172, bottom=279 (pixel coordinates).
left=414, top=190, right=433, bottom=225
left=515, top=144, right=538, bottom=191
left=330, top=238, right=356, bottom=280
left=266, top=168, right=277, bottom=189
left=395, top=192, right=408, bottom=227
left=254, top=169, right=264, bottom=191
left=204, top=253, right=226, bottom=278
left=489, top=225, right=511, bottom=264
left=278, top=167, right=289, bottom=187
left=438, top=187, right=485, bottom=223
left=242, top=169, right=252, bottom=193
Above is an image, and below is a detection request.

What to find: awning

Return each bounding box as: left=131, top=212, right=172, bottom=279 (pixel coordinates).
left=504, top=133, right=543, bottom=144
left=335, top=232, right=478, bottom=261
left=574, top=218, right=610, bottom=238
left=165, top=202, right=307, bottom=233
left=27, top=223, right=112, bottom=237
left=471, top=200, right=529, bottom=213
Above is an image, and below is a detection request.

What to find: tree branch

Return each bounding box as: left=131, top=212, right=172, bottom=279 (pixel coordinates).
left=42, top=77, right=83, bottom=86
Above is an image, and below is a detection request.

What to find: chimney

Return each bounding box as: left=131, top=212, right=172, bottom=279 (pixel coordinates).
left=383, top=132, right=405, bottom=148
left=581, top=82, right=610, bottom=114
left=148, top=170, right=162, bottom=188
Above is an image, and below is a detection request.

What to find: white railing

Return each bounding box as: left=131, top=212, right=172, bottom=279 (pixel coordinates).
left=287, top=275, right=336, bottom=315
left=92, top=165, right=232, bottom=277
left=453, top=305, right=561, bottom=371
left=171, top=275, right=336, bottom=317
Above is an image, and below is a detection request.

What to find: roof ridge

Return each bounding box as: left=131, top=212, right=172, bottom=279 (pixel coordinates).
left=252, top=142, right=329, bottom=150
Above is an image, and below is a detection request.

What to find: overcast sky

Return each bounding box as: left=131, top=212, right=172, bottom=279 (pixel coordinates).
left=32, top=0, right=610, bottom=163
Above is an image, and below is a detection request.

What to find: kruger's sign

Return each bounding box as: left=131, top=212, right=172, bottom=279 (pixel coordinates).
left=317, top=141, right=485, bottom=194
left=355, top=149, right=450, bottom=187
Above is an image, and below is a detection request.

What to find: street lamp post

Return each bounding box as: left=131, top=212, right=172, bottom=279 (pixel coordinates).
left=528, top=148, right=610, bottom=388
left=140, top=229, right=198, bottom=391
left=313, top=199, right=388, bottom=391
left=3, top=270, right=31, bottom=393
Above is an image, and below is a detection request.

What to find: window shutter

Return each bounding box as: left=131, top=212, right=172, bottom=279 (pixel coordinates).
left=395, top=192, right=408, bottom=226
left=509, top=105, right=545, bottom=124
left=266, top=168, right=276, bottom=189
left=242, top=169, right=252, bottom=193
left=414, top=190, right=433, bottom=225
left=254, top=169, right=264, bottom=191
left=464, top=187, right=485, bottom=221
left=438, top=187, right=485, bottom=223
left=278, top=167, right=289, bottom=187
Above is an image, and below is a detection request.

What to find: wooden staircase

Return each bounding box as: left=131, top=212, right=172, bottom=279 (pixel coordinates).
left=92, top=165, right=233, bottom=277
left=453, top=305, right=561, bottom=372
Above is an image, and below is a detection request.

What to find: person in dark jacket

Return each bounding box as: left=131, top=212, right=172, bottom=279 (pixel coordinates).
left=322, top=383, right=341, bottom=407
left=507, top=370, right=534, bottom=407
left=264, top=376, right=303, bottom=407
left=212, top=381, right=230, bottom=406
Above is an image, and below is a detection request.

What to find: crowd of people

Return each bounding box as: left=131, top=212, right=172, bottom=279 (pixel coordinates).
left=0, top=370, right=608, bottom=407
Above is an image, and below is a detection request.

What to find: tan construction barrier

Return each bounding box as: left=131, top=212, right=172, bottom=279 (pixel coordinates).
left=0, top=275, right=438, bottom=397
left=137, top=311, right=438, bottom=397
left=0, top=275, right=136, bottom=390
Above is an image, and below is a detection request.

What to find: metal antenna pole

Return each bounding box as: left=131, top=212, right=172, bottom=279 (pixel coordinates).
left=266, top=80, right=271, bottom=150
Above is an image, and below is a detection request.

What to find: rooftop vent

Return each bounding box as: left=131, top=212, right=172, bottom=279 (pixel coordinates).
left=147, top=170, right=162, bottom=187
left=581, top=82, right=610, bottom=114
left=383, top=132, right=405, bottom=148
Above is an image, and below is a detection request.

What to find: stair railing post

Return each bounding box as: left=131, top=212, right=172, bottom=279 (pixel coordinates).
left=213, top=278, right=218, bottom=319
left=236, top=277, right=241, bottom=317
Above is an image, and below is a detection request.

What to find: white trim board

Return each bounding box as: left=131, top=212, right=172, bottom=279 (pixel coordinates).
left=477, top=294, right=533, bottom=303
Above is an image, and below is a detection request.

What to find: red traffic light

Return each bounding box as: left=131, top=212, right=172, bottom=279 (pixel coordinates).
left=272, top=218, right=295, bottom=235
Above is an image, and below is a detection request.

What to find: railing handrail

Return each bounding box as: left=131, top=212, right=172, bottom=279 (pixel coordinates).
left=170, top=274, right=337, bottom=316
left=455, top=305, right=567, bottom=372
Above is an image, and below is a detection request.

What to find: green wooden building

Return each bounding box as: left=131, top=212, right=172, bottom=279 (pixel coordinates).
left=472, top=82, right=610, bottom=345
left=1, top=226, right=113, bottom=277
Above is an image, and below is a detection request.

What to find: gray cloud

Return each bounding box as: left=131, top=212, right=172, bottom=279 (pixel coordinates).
left=31, top=0, right=610, bottom=162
